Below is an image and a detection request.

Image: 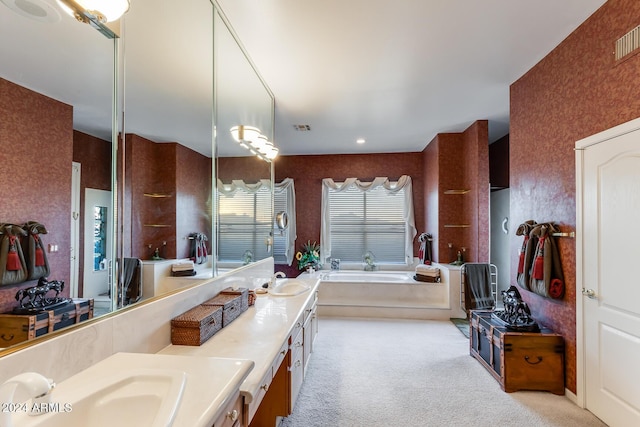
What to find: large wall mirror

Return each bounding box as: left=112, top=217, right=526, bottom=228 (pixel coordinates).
left=0, top=0, right=274, bottom=356
left=214, top=4, right=275, bottom=273
left=0, top=0, right=115, bottom=347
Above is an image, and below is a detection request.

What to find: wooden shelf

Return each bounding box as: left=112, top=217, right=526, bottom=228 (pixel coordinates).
left=143, top=192, right=172, bottom=198
left=444, top=224, right=470, bottom=228
left=143, top=224, right=172, bottom=228
left=443, top=189, right=470, bottom=195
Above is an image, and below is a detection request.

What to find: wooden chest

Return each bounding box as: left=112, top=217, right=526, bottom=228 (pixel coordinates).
left=0, top=299, right=94, bottom=347
left=469, top=310, right=565, bottom=395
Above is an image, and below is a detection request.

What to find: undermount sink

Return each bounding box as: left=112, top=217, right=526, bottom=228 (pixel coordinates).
left=269, top=279, right=311, bottom=296
left=17, top=369, right=186, bottom=427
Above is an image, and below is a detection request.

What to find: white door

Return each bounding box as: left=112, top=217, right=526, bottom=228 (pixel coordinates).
left=490, top=188, right=510, bottom=302
left=578, top=119, right=640, bottom=426
left=83, top=189, right=113, bottom=299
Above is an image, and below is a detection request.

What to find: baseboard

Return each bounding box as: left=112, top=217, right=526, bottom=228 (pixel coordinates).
left=564, top=388, right=578, bottom=405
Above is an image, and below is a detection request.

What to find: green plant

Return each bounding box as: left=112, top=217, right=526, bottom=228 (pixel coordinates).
left=296, top=240, right=321, bottom=270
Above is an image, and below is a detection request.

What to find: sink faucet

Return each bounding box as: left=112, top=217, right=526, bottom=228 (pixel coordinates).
left=0, top=372, right=55, bottom=426
left=268, top=271, right=286, bottom=288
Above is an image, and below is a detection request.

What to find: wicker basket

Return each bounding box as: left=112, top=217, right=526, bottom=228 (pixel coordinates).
left=202, top=292, right=247, bottom=327
left=171, top=304, right=223, bottom=346
left=219, top=287, right=250, bottom=310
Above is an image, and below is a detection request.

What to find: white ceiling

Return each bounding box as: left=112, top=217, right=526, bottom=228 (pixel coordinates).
left=1, top=0, right=608, bottom=157
left=217, top=0, right=607, bottom=155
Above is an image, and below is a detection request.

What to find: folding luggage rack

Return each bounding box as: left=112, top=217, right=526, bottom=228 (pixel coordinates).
left=460, top=263, right=498, bottom=314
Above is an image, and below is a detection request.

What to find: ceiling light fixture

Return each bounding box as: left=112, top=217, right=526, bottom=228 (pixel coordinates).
left=55, top=0, right=129, bottom=38
left=230, top=125, right=279, bottom=162
left=356, top=138, right=366, bottom=144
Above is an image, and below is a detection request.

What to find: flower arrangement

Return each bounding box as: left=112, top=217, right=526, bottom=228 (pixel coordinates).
left=363, top=251, right=377, bottom=271
left=296, top=240, right=321, bottom=271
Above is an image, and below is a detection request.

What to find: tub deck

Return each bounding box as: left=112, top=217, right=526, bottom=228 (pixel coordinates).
left=307, top=264, right=465, bottom=320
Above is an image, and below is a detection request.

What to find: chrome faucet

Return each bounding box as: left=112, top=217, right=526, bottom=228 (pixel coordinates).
left=0, top=372, right=55, bottom=426
left=269, top=271, right=286, bottom=288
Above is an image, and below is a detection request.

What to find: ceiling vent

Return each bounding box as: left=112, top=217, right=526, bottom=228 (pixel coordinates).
left=293, top=124, right=311, bottom=131
left=615, top=25, right=640, bottom=61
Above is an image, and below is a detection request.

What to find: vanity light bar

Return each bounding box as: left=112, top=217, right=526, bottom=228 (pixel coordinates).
left=230, top=125, right=279, bottom=162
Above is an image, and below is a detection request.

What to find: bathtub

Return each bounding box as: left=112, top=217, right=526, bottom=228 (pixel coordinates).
left=320, top=271, right=416, bottom=283
left=310, top=265, right=464, bottom=320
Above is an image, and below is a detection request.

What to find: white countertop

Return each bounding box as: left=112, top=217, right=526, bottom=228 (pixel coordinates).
left=158, top=277, right=320, bottom=403
left=11, top=352, right=254, bottom=427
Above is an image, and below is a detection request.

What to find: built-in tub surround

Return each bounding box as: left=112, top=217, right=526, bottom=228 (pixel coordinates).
left=0, top=259, right=274, bottom=386
left=313, top=264, right=465, bottom=320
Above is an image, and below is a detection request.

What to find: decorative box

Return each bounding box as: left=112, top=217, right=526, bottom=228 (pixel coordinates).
left=219, top=287, right=250, bottom=309
left=171, top=304, right=223, bottom=346
left=202, top=292, right=247, bottom=327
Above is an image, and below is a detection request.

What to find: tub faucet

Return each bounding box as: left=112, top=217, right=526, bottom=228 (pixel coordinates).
left=0, top=372, right=55, bottom=426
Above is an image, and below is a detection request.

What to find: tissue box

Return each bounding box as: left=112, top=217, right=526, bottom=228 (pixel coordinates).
left=171, top=305, right=223, bottom=346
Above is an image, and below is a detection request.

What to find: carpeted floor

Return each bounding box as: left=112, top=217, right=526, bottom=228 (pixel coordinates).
left=280, top=317, right=606, bottom=427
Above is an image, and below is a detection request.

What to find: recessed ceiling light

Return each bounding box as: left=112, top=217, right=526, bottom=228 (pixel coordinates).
left=356, top=138, right=366, bottom=144
left=1, top=0, right=61, bottom=23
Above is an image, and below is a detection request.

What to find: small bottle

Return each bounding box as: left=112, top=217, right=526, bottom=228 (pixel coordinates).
left=457, top=250, right=463, bottom=264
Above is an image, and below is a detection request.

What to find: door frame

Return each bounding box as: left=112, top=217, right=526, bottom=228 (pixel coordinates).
left=575, top=116, right=640, bottom=408
left=70, top=162, right=81, bottom=298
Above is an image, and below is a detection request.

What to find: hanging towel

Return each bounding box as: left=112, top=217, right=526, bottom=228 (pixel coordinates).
left=463, top=263, right=494, bottom=310
left=122, top=258, right=142, bottom=305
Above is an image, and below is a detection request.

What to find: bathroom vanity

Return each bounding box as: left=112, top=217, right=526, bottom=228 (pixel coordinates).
left=158, top=277, right=320, bottom=426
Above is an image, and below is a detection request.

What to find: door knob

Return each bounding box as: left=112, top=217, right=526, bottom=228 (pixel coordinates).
left=582, top=288, right=597, bottom=299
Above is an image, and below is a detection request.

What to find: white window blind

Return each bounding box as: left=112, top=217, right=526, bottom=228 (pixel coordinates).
left=321, top=176, right=416, bottom=265
left=218, top=180, right=272, bottom=262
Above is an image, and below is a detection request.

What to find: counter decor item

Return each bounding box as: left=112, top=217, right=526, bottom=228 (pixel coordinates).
left=492, top=286, right=538, bottom=332
left=202, top=292, right=247, bottom=327
left=363, top=251, right=377, bottom=271
left=296, top=240, right=321, bottom=271
left=170, top=304, right=223, bottom=346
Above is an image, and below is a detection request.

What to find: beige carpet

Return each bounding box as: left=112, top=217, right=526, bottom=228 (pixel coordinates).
left=280, top=318, right=606, bottom=427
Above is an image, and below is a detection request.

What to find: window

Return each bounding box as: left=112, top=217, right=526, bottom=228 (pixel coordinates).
left=218, top=180, right=272, bottom=263
left=321, top=176, right=416, bottom=266
left=217, top=179, right=296, bottom=265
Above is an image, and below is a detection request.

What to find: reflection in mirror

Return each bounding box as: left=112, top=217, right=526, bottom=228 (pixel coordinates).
left=119, top=0, right=214, bottom=298
left=214, top=4, right=275, bottom=273
left=0, top=1, right=115, bottom=345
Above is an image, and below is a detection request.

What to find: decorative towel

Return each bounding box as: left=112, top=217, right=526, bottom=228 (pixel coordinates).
left=415, top=264, right=439, bottom=276
left=172, top=260, right=195, bottom=272
left=463, top=263, right=494, bottom=310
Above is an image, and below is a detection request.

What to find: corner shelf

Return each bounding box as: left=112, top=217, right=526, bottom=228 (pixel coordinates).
left=443, top=189, right=470, bottom=195
left=444, top=224, right=471, bottom=228
left=143, top=192, right=173, bottom=198
left=144, top=224, right=172, bottom=228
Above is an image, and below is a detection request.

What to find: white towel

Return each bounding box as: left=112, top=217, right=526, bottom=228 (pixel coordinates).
left=172, top=260, right=195, bottom=272
left=415, top=264, right=439, bottom=276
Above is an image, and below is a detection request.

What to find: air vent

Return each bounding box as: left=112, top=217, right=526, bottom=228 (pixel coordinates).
left=293, top=124, right=311, bottom=131
left=615, top=25, right=640, bottom=61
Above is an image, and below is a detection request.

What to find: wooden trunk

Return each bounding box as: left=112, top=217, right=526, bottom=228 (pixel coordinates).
left=469, top=310, right=565, bottom=395
left=0, top=299, right=94, bottom=347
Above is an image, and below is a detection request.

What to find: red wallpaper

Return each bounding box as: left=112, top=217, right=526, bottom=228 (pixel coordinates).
left=422, top=121, right=490, bottom=264
left=175, top=144, right=212, bottom=259
left=274, top=153, right=425, bottom=277
left=125, top=135, right=212, bottom=260
left=510, top=0, right=640, bottom=393
left=0, top=78, right=73, bottom=313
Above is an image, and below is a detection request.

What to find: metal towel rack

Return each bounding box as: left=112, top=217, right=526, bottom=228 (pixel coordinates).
left=460, top=263, right=498, bottom=315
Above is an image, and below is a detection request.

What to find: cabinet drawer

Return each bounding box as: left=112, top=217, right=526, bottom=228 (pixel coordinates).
left=247, top=365, right=273, bottom=422
left=272, top=340, right=288, bottom=377
left=213, top=391, right=243, bottom=427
